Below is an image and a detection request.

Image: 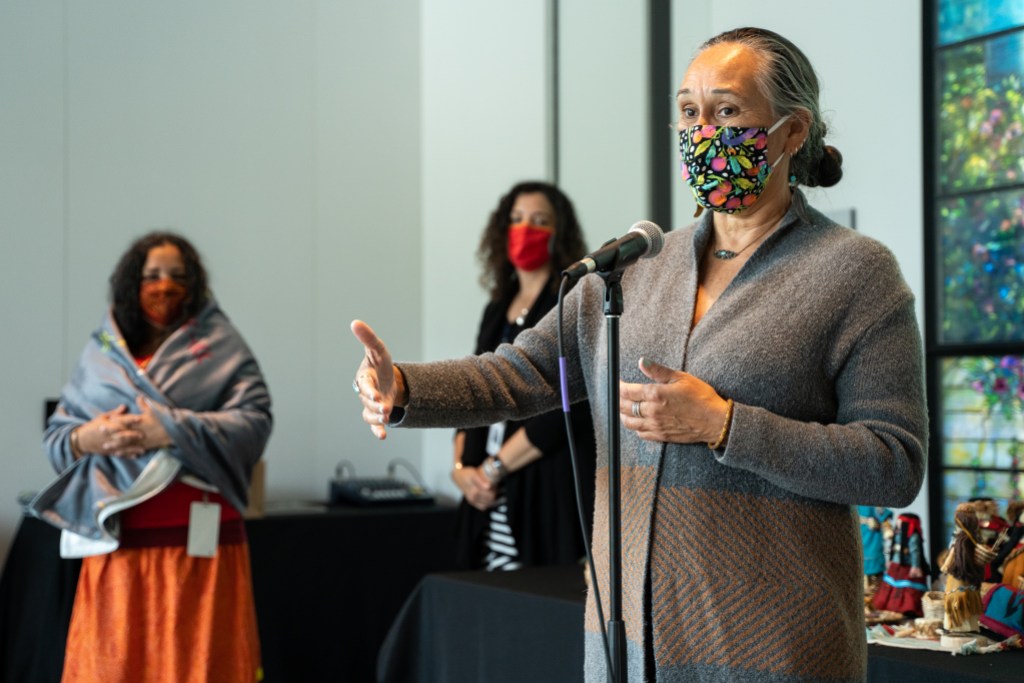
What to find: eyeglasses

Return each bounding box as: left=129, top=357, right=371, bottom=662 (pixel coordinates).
left=509, top=212, right=555, bottom=227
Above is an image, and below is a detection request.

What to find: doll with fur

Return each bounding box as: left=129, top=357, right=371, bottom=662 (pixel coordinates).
left=942, top=503, right=986, bottom=632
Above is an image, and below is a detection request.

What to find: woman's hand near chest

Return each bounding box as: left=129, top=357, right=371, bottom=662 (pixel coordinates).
left=619, top=358, right=731, bottom=447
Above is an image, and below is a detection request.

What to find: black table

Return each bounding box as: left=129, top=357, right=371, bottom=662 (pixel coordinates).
left=378, top=566, right=587, bottom=683
left=248, top=503, right=459, bottom=682
left=0, top=503, right=460, bottom=683
left=866, top=635, right=1024, bottom=682
left=379, top=564, right=1024, bottom=683
left=0, top=516, right=81, bottom=683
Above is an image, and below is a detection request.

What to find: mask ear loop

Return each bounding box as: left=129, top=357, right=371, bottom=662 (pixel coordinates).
left=766, top=114, right=790, bottom=135
left=766, top=114, right=792, bottom=177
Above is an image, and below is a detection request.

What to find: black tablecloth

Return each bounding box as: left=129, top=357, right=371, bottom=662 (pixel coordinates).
left=378, top=564, right=1024, bottom=683
left=248, top=504, right=459, bottom=682
left=0, top=517, right=80, bottom=683
left=378, top=566, right=587, bottom=683
left=866, top=637, right=1024, bottom=682
left=0, top=504, right=460, bottom=683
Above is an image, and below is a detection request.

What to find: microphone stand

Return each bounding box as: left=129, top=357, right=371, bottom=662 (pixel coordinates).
left=600, top=269, right=627, bottom=683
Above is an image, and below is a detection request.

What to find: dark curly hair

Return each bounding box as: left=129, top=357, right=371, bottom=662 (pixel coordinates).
left=109, top=231, right=209, bottom=353
left=701, top=27, right=843, bottom=188
left=477, top=181, right=588, bottom=301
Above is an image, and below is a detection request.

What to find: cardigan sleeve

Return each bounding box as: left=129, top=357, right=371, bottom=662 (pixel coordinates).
left=396, top=281, right=592, bottom=431
left=716, top=258, right=927, bottom=508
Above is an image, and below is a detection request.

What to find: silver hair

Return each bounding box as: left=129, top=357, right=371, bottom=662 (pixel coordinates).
left=700, top=27, right=843, bottom=188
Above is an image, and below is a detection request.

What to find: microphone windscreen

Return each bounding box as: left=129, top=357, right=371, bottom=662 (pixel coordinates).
left=629, top=221, right=665, bottom=259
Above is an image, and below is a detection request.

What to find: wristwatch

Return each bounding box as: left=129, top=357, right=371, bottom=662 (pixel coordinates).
left=482, top=455, right=507, bottom=484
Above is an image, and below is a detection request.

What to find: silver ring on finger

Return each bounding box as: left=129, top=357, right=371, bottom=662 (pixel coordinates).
left=352, top=379, right=360, bottom=395
left=632, top=400, right=643, bottom=418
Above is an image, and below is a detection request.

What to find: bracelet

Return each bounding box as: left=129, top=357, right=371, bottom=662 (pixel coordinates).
left=707, top=399, right=734, bottom=450
left=453, top=461, right=464, bottom=471
left=70, top=427, right=82, bottom=458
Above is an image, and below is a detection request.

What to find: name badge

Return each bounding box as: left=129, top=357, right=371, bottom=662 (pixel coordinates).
left=486, top=422, right=506, bottom=456
left=187, top=501, right=221, bottom=558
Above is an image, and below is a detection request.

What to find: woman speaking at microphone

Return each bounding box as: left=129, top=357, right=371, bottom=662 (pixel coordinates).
left=352, top=27, right=925, bottom=683
left=451, top=181, right=596, bottom=571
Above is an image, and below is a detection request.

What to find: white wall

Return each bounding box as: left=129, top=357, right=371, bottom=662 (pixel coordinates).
left=0, top=1, right=67, bottom=561
left=558, top=0, right=650, bottom=237
left=311, top=0, right=424, bottom=496
left=0, top=0, right=929, bottom=562
left=418, top=0, right=554, bottom=498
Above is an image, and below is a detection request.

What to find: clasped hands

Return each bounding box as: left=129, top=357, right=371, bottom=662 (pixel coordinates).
left=74, top=397, right=171, bottom=458
left=453, top=464, right=498, bottom=511
left=351, top=319, right=730, bottom=447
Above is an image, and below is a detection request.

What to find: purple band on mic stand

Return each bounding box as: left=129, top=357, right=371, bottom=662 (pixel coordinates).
left=559, top=357, right=571, bottom=412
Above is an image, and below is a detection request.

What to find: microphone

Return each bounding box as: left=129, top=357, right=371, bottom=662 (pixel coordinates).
left=562, top=221, right=665, bottom=282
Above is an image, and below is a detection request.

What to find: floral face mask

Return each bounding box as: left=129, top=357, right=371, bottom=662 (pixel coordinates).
left=679, top=115, right=789, bottom=213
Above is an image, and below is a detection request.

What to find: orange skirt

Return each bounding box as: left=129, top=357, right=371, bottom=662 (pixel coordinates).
left=61, top=538, right=262, bottom=683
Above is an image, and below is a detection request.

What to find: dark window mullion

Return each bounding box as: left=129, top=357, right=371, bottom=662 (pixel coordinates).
left=943, top=466, right=1024, bottom=473
left=938, top=23, right=1024, bottom=52
left=936, top=181, right=1024, bottom=202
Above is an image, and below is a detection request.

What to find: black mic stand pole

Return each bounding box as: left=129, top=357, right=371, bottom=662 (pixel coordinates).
left=600, top=269, right=627, bottom=683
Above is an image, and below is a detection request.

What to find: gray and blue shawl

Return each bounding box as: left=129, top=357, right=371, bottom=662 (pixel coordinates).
left=28, top=298, right=271, bottom=557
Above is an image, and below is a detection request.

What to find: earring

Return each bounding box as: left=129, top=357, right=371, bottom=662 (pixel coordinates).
left=789, top=174, right=797, bottom=185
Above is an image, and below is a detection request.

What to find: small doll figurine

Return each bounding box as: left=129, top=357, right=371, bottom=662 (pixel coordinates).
left=969, top=497, right=1002, bottom=541
left=969, top=497, right=1009, bottom=580
left=942, top=503, right=985, bottom=633
left=859, top=505, right=893, bottom=599
left=991, top=501, right=1024, bottom=588
left=872, top=512, right=929, bottom=616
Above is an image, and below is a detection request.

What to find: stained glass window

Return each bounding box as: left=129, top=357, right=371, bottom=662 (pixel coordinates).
left=940, top=356, right=1024, bottom=541
left=939, top=189, right=1024, bottom=343
left=937, top=31, right=1024, bottom=196
left=930, top=2, right=1024, bottom=548
left=939, top=0, right=1024, bottom=46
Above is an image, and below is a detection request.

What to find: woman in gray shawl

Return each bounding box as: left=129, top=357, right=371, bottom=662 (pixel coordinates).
left=31, top=232, right=271, bottom=682
left=352, top=27, right=925, bottom=683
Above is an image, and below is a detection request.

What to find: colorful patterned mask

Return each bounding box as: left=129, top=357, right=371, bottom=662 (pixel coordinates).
left=507, top=222, right=553, bottom=271
left=679, top=115, right=789, bottom=213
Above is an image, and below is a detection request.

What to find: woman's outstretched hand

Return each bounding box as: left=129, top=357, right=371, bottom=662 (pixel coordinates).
left=350, top=320, right=406, bottom=440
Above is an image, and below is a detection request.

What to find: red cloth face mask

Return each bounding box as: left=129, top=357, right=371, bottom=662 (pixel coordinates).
left=507, top=222, right=553, bottom=271
left=140, top=279, right=188, bottom=327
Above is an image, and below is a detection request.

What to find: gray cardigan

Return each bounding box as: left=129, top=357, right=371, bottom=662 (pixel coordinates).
left=397, top=191, right=926, bottom=682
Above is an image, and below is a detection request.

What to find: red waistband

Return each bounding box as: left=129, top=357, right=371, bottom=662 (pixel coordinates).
left=120, top=481, right=241, bottom=530
left=119, top=518, right=247, bottom=549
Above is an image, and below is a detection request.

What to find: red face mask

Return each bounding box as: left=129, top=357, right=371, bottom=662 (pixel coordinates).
left=507, top=222, right=553, bottom=271
left=140, top=279, right=188, bottom=327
